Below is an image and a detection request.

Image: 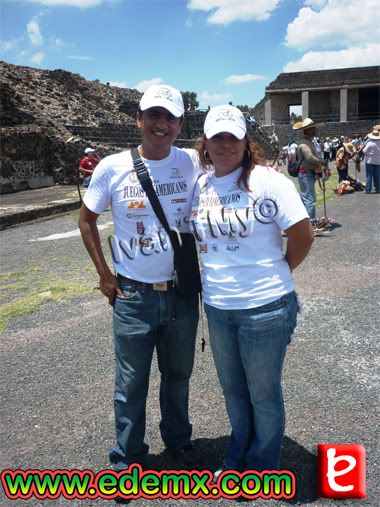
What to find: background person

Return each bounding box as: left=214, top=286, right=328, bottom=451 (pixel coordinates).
left=192, top=105, right=314, bottom=474
left=78, top=85, right=201, bottom=473
left=323, top=137, right=332, bottom=161
left=331, top=136, right=340, bottom=160
left=293, top=118, right=325, bottom=222
left=335, top=142, right=355, bottom=182
left=362, top=129, right=380, bottom=193
left=245, top=110, right=257, bottom=131
left=79, top=147, right=100, bottom=188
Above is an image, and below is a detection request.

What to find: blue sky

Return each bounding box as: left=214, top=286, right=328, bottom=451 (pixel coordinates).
left=1, top=0, right=379, bottom=109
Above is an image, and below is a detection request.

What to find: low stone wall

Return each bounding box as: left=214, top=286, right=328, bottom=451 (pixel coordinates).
left=4, top=112, right=371, bottom=194
left=66, top=111, right=207, bottom=146
left=0, top=125, right=197, bottom=193
left=0, top=126, right=83, bottom=193
left=273, top=119, right=379, bottom=147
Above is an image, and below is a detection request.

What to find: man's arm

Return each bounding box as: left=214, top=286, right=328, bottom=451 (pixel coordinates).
left=285, top=218, right=314, bottom=272
left=78, top=204, right=124, bottom=305
left=79, top=166, right=93, bottom=175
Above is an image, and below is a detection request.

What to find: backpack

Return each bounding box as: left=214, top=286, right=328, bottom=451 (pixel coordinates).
left=287, top=146, right=302, bottom=177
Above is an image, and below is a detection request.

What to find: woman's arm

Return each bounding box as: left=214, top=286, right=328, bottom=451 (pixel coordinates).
left=285, top=218, right=314, bottom=272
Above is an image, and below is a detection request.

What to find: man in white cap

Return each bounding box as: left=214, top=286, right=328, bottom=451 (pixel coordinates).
left=79, top=147, right=100, bottom=187
left=293, top=118, right=326, bottom=221
left=78, top=85, right=201, bottom=472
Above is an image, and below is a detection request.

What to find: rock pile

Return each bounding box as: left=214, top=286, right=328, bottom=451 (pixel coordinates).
left=0, top=60, right=142, bottom=192
left=0, top=60, right=141, bottom=133
left=0, top=60, right=276, bottom=194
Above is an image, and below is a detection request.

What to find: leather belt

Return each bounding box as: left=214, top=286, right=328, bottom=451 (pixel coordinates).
left=118, top=275, right=174, bottom=292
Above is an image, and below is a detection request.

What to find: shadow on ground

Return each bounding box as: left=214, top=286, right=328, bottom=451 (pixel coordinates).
left=147, top=435, right=317, bottom=504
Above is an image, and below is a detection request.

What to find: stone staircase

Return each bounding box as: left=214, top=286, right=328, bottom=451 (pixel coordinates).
left=66, top=115, right=277, bottom=159
left=66, top=123, right=196, bottom=149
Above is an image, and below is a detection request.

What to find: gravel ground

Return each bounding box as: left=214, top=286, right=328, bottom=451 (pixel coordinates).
left=0, top=189, right=379, bottom=507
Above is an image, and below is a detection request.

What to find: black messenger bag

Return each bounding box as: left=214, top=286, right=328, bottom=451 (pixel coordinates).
left=131, top=148, right=201, bottom=297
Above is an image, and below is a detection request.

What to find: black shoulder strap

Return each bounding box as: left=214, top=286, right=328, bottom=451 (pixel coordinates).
left=130, top=148, right=179, bottom=248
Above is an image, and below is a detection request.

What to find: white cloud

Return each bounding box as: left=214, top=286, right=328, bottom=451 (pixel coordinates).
left=304, top=0, right=328, bottom=8
left=283, top=43, right=380, bottom=72
left=52, top=37, right=64, bottom=48
left=24, top=0, right=103, bottom=7
left=187, top=0, right=280, bottom=25
left=30, top=51, right=45, bottom=64
left=66, top=55, right=94, bottom=60
left=109, top=81, right=128, bottom=88
left=133, top=78, right=163, bottom=92
left=286, top=0, right=380, bottom=50
left=17, top=50, right=30, bottom=59
left=27, top=16, right=43, bottom=46
left=0, top=39, right=18, bottom=52
left=200, top=91, right=232, bottom=103
left=224, top=74, right=265, bottom=84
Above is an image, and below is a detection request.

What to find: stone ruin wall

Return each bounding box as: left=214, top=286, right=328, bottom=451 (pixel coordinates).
left=0, top=126, right=108, bottom=193
left=0, top=60, right=282, bottom=194
left=0, top=61, right=213, bottom=193
left=257, top=66, right=380, bottom=146
left=0, top=61, right=142, bottom=193
left=267, top=89, right=360, bottom=124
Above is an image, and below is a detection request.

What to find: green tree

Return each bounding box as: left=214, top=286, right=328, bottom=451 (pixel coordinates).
left=236, top=105, right=250, bottom=112
left=182, top=91, right=199, bottom=111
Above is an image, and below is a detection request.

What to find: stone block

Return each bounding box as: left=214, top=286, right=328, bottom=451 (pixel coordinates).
left=27, top=176, right=55, bottom=189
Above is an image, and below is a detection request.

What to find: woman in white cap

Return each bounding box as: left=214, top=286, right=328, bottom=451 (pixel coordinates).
left=191, top=105, right=314, bottom=475
left=362, top=130, right=380, bottom=193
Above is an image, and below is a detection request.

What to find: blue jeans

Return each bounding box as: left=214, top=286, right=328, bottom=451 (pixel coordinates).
left=298, top=172, right=316, bottom=219
left=83, top=175, right=92, bottom=188
left=337, top=168, right=348, bottom=182
left=365, top=163, right=380, bottom=192
left=109, top=277, right=199, bottom=470
left=205, top=292, right=299, bottom=471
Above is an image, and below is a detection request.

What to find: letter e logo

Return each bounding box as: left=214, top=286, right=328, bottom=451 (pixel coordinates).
left=318, top=444, right=366, bottom=498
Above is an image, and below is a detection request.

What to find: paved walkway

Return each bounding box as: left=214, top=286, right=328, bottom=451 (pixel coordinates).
left=0, top=185, right=82, bottom=229
left=0, top=181, right=379, bottom=505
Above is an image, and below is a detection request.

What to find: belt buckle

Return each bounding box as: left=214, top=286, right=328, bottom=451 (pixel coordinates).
left=153, top=281, right=168, bottom=291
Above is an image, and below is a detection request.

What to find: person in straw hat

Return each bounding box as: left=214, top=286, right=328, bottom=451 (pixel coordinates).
left=335, top=141, right=355, bottom=182
left=292, top=118, right=326, bottom=221
left=362, top=129, right=380, bottom=193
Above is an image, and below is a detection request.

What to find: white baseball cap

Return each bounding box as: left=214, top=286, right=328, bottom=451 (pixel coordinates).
left=139, top=84, right=184, bottom=117
left=204, top=105, right=247, bottom=140
left=85, top=147, right=95, bottom=154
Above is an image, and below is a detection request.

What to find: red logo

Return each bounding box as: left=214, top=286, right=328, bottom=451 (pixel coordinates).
left=318, top=444, right=366, bottom=498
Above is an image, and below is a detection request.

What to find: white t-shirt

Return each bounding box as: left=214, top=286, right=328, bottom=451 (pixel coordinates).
left=191, top=165, right=309, bottom=309
left=363, top=139, right=380, bottom=165
left=83, top=147, right=200, bottom=282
